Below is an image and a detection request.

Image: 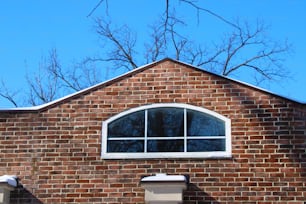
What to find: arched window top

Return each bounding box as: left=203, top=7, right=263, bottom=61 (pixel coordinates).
left=105, top=103, right=229, bottom=123
left=102, top=103, right=231, bottom=159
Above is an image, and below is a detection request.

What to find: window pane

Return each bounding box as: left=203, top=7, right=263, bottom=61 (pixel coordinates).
left=187, top=110, right=225, bottom=136
left=147, top=139, right=184, bottom=152
left=107, top=140, right=144, bottom=152
left=187, top=139, right=225, bottom=152
left=147, top=108, right=184, bottom=137
left=108, top=110, right=145, bottom=138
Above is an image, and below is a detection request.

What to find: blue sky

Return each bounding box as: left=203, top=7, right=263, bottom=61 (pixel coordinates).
left=0, top=0, right=306, bottom=108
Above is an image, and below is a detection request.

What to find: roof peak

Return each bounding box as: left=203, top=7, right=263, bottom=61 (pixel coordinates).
left=0, top=58, right=305, bottom=112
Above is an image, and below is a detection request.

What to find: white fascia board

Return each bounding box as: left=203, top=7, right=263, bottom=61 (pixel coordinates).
left=141, top=174, right=187, bottom=182
left=1, top=59, right=304, bottom=111
left=0, top=61, right=157, bottom=111
left=174, top=59, right=306, bottom=104
left=0, top=175, right=17, bottom=187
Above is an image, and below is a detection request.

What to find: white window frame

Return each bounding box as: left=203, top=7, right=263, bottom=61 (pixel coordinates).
left=101, top=103, right=231, bottom=159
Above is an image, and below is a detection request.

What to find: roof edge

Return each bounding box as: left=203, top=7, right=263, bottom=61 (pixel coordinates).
left=0, top=58, right=305, bottom=112
left=0, top=59, right=161, bottom=113
left=170, top=59, right=306, bottom=105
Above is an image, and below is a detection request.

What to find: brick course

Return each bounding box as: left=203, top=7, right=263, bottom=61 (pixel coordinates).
left=0, top=59, right=305, bottom=203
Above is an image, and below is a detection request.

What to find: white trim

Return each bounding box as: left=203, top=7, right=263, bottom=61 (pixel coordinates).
left=104, top=103, right=229, bottom=123
left=0, top=60, right=158, bottom=111
left=102, top=151, right=232, bottom=159
left=0, top=175, right=17, bottom=187
left=141, top=173, right=187, bottom=182
left=1, top=59, right=304, bottom=111
left=172, top=60, right=306, bottom=104
left=144, top=109, right=148, bottom=153
left=101, top=103, right=231, bottom=159
left=183, top=108, right=187, bottom=153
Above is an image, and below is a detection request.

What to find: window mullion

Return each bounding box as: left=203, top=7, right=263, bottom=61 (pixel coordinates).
left=184, top=108, right=187, bottom=152
left=103, top=104, right=231, bottom=159
left=144, top=109, right=148, bottom=153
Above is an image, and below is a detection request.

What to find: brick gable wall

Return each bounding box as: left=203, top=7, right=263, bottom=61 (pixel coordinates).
left=0, top=60, right=305, bottom=203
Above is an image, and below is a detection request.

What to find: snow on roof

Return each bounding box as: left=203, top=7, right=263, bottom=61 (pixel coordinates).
left=0, top=58, right=304, bottom=112
left=141, top=173, right=187, bottom=183
left=0, top=175, right=17, bottom=187
left=0, top=60, right=158, bottom=112
left=177, top=60, right=306, bottom=105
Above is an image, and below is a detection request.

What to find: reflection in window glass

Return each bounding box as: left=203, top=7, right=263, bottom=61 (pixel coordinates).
left=108, top=140, right=144, bottom=152
left=187, top=110, right=225, bottom=136
left=187, top=139, right=225, bottom=152
left=147, top=140, right=184, bottom=152
left=148, top=108, right=184, bottom=137
left=108, top=110, right=145, bottom=138
left=103, top=104, right=230, bottom=158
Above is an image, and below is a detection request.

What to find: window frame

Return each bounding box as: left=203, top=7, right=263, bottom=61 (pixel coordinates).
left=101, top=103, right=231, bottom=159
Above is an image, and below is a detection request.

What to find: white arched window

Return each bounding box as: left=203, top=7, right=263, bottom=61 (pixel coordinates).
left=102, top=103, right=231, bottom=159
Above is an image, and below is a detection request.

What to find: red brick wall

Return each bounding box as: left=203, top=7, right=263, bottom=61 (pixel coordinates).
left=0, top=60, right=305, bottom=204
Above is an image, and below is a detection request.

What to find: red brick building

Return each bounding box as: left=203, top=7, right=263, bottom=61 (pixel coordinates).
left=0, top=59, right=305, bottom=203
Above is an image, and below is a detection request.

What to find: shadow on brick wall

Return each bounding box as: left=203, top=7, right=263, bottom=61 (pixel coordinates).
left=10, top=186, right=43, bottom=204
left=184, top=183, right=220, bottom=204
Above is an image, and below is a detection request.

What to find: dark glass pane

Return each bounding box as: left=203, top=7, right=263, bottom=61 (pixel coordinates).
left=187, top=139, right=225, bottom=152
left=147, top=140, right=184, bottom=152
left=147, top=108, right=184, bottom=137
left=187, top=110, right=225, bottom=136
left=108, top=110, right=145, bottom=138
left=107, top=140, right=144, bottom=152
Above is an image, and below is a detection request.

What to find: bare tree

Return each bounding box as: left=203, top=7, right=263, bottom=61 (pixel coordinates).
left=0, top=1, right=291, bottom=107
left=94, top=19, right=138, bottom=71
left=24, top=49, right=63, bottom=106
left=182, top=20, right=291, bottom=83
left=219, top=21, right=290, bottom=83
left=91, top=11, right=289, bottom=84
left=46, top=49, right=101, bottom=92
left=0, top=80, right=19, bottom=107
left=0, top=48, right=102, bottom=107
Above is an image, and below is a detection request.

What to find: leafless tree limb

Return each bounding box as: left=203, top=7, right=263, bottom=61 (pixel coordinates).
left=218, top=21, right=290, bottom=81
left=0, top=2, right=291, bottom=107
left=88, top=0, right=239, bottom=31
left=95, top=19, right=138, bottom=71
left=87, top=0, right=108, bottom=18
left=0, top=80, right=19, bottom=107
left=168, top=19, right=188, bottom=60
left=144, top=24, right=166, bottom=63
left=164, top=0, right=170, bottom=33
left=46, top=49, right=101, bottom=92
left=46, top=49, right=82, bottom=91
left=1, top=48, right=102, bottom=106
left=26, top=57, right=59, bottom=106
left=179, top=0, right=241, bottom=30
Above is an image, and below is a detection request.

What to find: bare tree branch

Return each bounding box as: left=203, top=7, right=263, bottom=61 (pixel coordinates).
left=0, top=80, right=19, bottom=107
left=218, top=21, right=290, bottom=82
left=144, top=24, right=166, bottom=63
left=26, top=58, right=59, bottom=106
left=1, top=2, right=291, bottom=107
left=46, top=49, right=81, bottom=91
left=179, top=0, right=241, bottom=30
left=47, top=49, right=101, bottom=92
left=168, top=19, right=188, bottom=60
left=87, top=0, right=108, bottom=18
left=12, top=48, right=102, bottom=106
left=165, top=0, right=170, bottom=33
left=95, top=19, right=138, bottom=70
